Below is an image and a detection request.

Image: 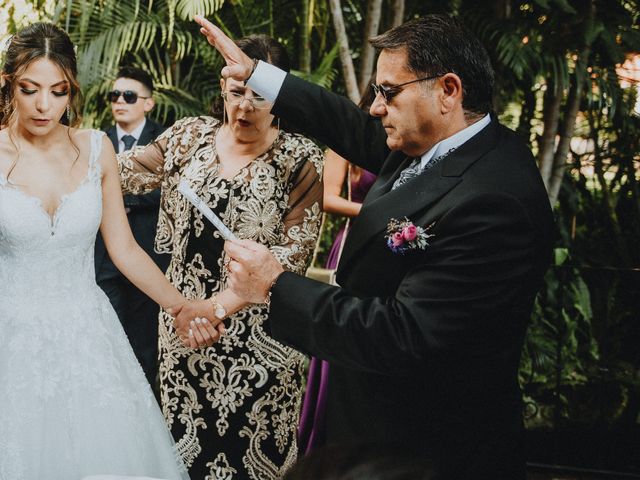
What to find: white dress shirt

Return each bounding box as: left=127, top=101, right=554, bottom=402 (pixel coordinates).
left=116, top=119, right=147, bottom=154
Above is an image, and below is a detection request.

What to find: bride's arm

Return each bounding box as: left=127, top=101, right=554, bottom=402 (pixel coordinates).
left=98, top=136, right=221, bottom=345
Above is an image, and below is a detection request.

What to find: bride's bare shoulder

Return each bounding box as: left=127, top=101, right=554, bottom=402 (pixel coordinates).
left=68, top=126, right=95, bottom=145
left=67, top=127, right=109, bottom=157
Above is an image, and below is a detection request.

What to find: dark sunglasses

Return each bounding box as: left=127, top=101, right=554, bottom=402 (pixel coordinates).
left=107, top=90, right=150, bottom=104
left=371, top=73, right=443, bottom=103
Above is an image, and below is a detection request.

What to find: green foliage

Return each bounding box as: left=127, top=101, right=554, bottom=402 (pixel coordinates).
left=462, top=0, right=640, bottom=434
left=175, top=0, right=225, bottom=20
left=0, top=0, right=343, bottom=129
left=294, top=43, right=340, bottom=89
left=520, top=250, right=601, bottom=429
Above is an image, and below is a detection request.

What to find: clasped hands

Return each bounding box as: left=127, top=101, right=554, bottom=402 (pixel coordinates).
left=168, top=239, right=284, bottom=349
left=166, top=298, right=224, bottom=349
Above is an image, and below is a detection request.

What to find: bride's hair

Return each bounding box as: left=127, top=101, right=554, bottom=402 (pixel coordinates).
left=0, top=22, right=81, bottom=128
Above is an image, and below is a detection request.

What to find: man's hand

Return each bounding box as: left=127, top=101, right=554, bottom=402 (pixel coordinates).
left=224, top=239, right=284, bottom=304
left=166, top=300, right=225, bottom=349
left=194, top=15, right=254, bottom=82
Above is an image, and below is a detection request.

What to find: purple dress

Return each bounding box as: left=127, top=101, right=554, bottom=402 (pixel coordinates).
left=298, top=168, right=377, bottom=454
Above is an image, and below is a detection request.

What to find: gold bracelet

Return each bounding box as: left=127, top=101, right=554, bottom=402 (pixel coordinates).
left=209, top=295, right=228, bottom=319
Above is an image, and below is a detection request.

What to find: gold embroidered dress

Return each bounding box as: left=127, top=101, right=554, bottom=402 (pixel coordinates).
left=118, top=116, right=323, bottom=479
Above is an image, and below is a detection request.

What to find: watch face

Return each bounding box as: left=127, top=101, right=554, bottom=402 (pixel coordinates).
left=215, top=305, right=227, bottom=319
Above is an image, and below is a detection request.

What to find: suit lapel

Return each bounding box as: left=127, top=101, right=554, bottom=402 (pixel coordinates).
left=338, top=117, right=501, bottom=273
left=364, top=151, right=413, bottom=203
left=339, top=170, right=461, bottom=270
left=106, top=126, right=118, bottom=151
left=137, top=119, right=157, bottom=146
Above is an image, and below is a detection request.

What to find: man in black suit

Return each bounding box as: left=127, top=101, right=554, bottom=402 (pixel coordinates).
left=192, top=14, right=554, bottom=479
left=96, top=66, right=168, bottom=390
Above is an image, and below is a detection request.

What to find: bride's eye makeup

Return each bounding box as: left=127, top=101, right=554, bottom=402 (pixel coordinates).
left=18, top=80, right=69, bottom=96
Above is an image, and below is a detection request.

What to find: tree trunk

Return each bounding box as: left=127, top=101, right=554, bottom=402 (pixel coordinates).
left=299, top=0, right=311, bottom=74
left=390, top=0, right=405, bottom=28
left=627, top=156, right=640, bottom=225
left=548, top=43, right=591, bottom=205
left=516, top=83, right=536, bottom=141
left=494, top=0, right=511, bottom=19
left=328, top=0, right=360, bottom=102
left=538, top=80, right=562, bottom=189
left=547, top=0, right=595, bottom=205
left=358, top=0, right=383, bottom=95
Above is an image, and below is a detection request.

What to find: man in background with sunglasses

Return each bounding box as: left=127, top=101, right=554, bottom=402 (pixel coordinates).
left=95, top=66, right=168, bottom=394
left=192, top=13, right=555, bottom=479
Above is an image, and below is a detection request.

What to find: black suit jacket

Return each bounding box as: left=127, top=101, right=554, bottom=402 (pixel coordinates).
left=95, top=118, right=166, bottom=275
left=267, top=75, right=555, bottom=478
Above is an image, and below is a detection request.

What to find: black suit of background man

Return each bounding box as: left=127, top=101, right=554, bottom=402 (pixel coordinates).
left=95, top=67, right=168, bottom=390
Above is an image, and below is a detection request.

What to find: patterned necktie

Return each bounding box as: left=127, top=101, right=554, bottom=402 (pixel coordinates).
left=121, top=134, right=136, bottom=152
left=391, top=148, right=457, bottom=190
left=392, top=157, right=422, bottom=190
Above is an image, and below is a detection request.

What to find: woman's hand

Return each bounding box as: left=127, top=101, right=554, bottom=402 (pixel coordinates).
left=167, top=299, right=226, bottom=349
left=194, top=15, right=254, bottom=82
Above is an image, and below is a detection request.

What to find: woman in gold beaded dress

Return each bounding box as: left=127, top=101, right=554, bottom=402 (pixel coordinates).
left=117, top=35, right=324, bottom=480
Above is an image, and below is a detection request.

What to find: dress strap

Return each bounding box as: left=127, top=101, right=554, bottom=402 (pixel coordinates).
left=87, top=129, right=105, bottom=182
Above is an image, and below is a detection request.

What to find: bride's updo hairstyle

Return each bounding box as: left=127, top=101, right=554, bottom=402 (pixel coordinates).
left=0, top=22, right=81, bottom=128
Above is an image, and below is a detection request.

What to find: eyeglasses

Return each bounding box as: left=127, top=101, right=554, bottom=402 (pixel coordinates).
left=371, top=74, right=443, bottom=103
left=221, top=91, right=271, bottom=109
left=107, top=90, right=150, bottom=104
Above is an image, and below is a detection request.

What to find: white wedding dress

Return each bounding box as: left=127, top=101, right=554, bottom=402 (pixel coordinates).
left=0, top=130, right=190, bottom=480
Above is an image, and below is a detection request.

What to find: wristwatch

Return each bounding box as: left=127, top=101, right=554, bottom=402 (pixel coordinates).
left=209, top=295, right=227, bottom=320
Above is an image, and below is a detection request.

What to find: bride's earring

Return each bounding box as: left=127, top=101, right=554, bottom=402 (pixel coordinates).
left=66, top=104, right=71, bottom=121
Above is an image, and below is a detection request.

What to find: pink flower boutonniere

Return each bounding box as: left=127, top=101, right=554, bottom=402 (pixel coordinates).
left=385, top=217, right=434, bottom=254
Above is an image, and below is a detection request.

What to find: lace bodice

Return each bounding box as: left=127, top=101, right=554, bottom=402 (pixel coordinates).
left=0, top=130, right=103, bottom=298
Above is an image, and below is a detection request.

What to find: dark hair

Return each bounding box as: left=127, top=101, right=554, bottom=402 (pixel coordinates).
left=0, top=22, right=81, bottom=127
left=212, top=34, right=290, bottom=127
left=117, top=65, right=154, bottom=93
left=370, top=14, right=494, bottom=115
left=235, top=34, right=290, bottom=73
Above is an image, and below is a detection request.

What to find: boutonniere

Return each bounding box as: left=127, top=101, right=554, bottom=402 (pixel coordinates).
left=385, top=217, right=434, bottom=254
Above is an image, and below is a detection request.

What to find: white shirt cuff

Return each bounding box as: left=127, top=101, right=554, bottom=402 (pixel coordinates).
left=246, top=60, right=287, bottom=103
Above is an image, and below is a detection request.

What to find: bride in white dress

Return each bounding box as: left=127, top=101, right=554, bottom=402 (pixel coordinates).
left=0, top=23, right=218, bottom=480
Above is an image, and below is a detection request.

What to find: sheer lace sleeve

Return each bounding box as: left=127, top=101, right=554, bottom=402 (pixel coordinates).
left=270, top=135, right=324, bottom=275
left=118, top=117, right=219, bottom=195
left=118, top=133, right=169, bottom=195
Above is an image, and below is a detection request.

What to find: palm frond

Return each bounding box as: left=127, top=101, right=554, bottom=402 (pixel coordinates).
left=175, top=0, right=225, bottom=19
left=294, top=43, right=339, bottom=88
